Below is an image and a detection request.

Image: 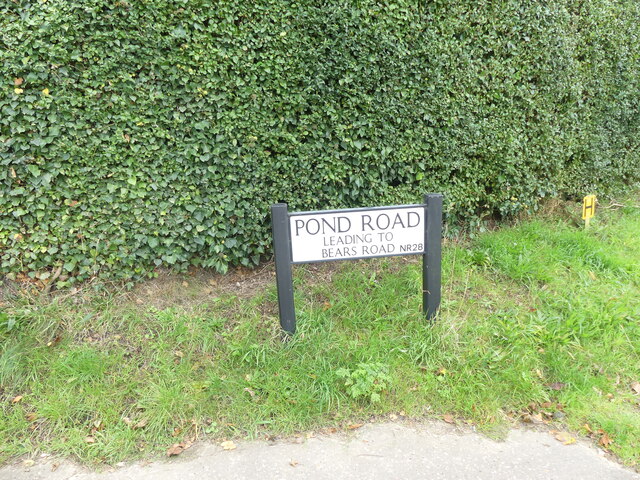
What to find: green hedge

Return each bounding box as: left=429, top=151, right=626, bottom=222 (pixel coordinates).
left=1, top=0, right=639, bottom=285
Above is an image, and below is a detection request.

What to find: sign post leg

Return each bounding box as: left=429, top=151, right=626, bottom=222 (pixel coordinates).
left=271, top=203, right=296, bottom=335
left=423, top=194, right=443, bottom=321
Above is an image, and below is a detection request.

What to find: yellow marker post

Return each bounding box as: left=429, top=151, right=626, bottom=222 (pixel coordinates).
left=582, top=195, right=596, bottom=229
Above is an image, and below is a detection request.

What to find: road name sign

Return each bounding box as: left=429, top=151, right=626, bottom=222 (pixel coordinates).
left=290, top=206, right=425, bottom=263
left=271, top=194, right=443, bottom=334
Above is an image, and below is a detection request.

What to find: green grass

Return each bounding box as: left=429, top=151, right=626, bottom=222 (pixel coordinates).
left=1, top=194, right=640, bottom=467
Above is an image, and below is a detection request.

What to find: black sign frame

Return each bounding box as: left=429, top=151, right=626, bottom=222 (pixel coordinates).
left=271, top=194, right=443, bottom=334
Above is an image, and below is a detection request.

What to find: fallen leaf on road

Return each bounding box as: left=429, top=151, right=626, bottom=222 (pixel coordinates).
left=166, top=440, right=192, bottom=457
left=221, top=440, right=236, bottom=450
left=552, top=431, right=575, bottom=445
left=22, top=459, right=35, bottom=468
left=347, top=423, right=363, bottom=430
left=442, top=414, right=455, bottom=424
left=289, top=460, right=298, bottom=467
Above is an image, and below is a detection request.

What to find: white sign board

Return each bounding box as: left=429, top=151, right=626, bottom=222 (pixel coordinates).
left=289, top=206, right=425, bottom=263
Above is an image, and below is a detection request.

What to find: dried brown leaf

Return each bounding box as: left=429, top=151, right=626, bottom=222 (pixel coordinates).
left=347, top=423, right=363, bottom=430
left=11, top=395, right=23, bottom=404
left=14, top=77, right=23, bottom=86
left=47, top=335, right=63, bottom=348
left=547, top=382, right=566, bottom=391
left=85, top=436, right=96, bottom=444
left=552, top=431, right=576, bottom=445
left=221, top=440, right=236, bottom=450
left=133, top=419, right=148, bottom=430
left=166, top=440, right=192, bottom=457
left=631, top=382, right=640, bottom=395
left=442, top=414, right=455, bottom=424
left=599, top=432, right=613, bottom=448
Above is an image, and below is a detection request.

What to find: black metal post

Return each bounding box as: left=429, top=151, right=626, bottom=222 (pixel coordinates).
left=423, top=194, right=443, bottom=321
left=271, top=203, right=296, bottom=334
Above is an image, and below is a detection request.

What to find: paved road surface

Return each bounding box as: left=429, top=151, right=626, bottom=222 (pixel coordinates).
left=1, top=422, right=638, bottom=480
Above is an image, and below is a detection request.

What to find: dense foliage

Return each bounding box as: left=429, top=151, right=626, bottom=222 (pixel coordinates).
left=1, top=0, right=639, bottom=285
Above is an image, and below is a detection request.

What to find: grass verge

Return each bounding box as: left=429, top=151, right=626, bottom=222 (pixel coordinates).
left=1, top=193, right=639, bottom=467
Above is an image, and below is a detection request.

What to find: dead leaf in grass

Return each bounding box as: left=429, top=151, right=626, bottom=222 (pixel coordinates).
left=167, top=440, right=192, bottom=457
left=551, top=431, right=575, bottom=445
left=25, top=412, right=38, bottom=422
left=133, top=419, right=148, bottom=430
left=11, top=395, right=23, bottom=404
left=85, top=436, right=96, bottom=444
left=442, top=414, right=455, bottom=424
left=631, top=382, right=640, bottom=395
left=598, top=431, right=613, bottom=448
left=347, top=423, right=363, bottom=430
left=47, top=335, right=62, bottom=347
left=522, top=413, right=544, bottom=424
left=547, top=382, right=566, bottom=391
left=584, top=423, right=593, bottom=434
left=221, top=440, right=236, bottom=450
